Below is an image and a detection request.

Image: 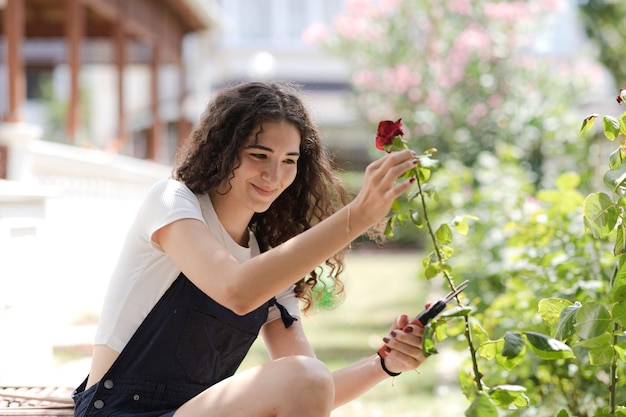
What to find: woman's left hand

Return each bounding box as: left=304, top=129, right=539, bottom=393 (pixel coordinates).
left=380, top=314, right=427, bottom=374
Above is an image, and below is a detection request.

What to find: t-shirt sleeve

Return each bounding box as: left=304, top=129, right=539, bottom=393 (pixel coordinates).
left=267, top=285, right=301, bottom=323
left=136, top=179, right=206, bottom=251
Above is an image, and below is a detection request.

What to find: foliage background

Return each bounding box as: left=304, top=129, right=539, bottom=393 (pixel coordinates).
left=305, top=0, right=626, bottom=415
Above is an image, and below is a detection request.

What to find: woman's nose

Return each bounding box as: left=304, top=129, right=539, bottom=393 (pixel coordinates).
left=261, top=162, right=279, bottom=183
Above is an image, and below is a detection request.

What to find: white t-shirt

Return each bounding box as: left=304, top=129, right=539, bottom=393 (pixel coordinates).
left=94, top=179, right=300, bottom=353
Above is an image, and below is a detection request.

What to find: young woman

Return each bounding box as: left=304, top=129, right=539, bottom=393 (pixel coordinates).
left=73, top=81, right=426, bottom=417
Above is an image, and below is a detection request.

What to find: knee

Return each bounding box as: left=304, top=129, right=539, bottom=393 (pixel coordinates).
left=282, top=356, right=334, bottom=411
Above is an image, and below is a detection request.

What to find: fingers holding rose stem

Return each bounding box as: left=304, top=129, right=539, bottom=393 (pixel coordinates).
left=351, top=150, right=418, bottom=228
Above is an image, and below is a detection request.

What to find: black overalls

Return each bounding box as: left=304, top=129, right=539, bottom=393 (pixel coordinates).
left=72, top=273, right=295, bottom=417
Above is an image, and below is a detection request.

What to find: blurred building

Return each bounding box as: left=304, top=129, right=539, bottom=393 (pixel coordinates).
left=196, top=0, right=368, bottom=170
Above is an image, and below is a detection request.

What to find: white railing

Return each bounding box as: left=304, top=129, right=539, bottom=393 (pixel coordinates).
left=0, top=123, right=171, bottom=386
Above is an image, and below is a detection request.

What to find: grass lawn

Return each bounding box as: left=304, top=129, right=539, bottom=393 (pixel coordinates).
left=238, top=250, right=468, bottom=417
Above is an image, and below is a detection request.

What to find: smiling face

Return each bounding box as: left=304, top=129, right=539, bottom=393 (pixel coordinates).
left=216, top=120, right=301, bottom=217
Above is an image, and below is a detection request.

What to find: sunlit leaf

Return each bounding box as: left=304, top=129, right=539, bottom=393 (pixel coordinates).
left=615, top=341, right=626, bottom=361
left=435, top=223, right=453, bottom=245
left=465, top=392, right=498, bottom=417
left=603, top=165, right=626, bottom=194
left=614, top=225, right=626, bottom=256
left=555, top=172, right=581, bottom=190
left=488, top=385, right=529, bottom=408
left=498, top=334, right=525, bottom=370
left=538, top=298, right=573, bottom=328
left=556, top=409, right=569, bottom=417
left=478, top=339, right=497, bottom=360
left=612, top=302, right=626, bottom=327
left=525, top=332, right=574, bottom=360
left=603, top=115, right=621, bottom=140
left=610, top=284, right=626, bottom=304
left=589, top=344, right=614, bottom=365
left=576, top=333, right=611, bottom=349
left=422, top=325, right=438, bottom=357
left=575, top=302, right=611, bottom=339
left=583, top=192, right=618, bottom=238
left=470, top=319, right=490, bottom=347
left=608, top=147, right=626, bottom=170
left=555, top=302, right=581, bottom=341
left=580, top=114, right=598, bottom=135
left=454, top=218, right=469, bottom=235
left=620, top=112, right=626, bottom=136
left=502, top=331, right=525, bottom=358
left=440, top=305, right=473, bottom=319
left=459, top=370, right=477, bottom=400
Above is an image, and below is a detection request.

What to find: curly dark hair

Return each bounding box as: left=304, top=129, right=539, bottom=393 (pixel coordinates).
left=173, top=81, right=349, bottom=312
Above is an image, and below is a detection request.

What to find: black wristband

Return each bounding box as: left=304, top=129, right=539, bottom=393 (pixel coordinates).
left=377, top=352, right=401, bottom=377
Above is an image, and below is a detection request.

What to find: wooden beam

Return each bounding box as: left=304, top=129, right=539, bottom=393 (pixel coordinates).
left=4, top=0, right=26, bottom=123
left=66, top=0, right=84, bottom=142
left=147, top=45, right=162, bottom=161
left=177, top=61, right=190, bottom=148
left=114, top=19, right=128, bottom=151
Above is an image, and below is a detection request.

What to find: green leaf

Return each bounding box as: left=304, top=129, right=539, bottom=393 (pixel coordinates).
left=615, top=341, right=626, bottom=361
left=589, top=344, right=614, bottom=365
left=555, top=172, right=581, bottom=190
left=576, top=333, right=611, bottom=349
left=453, top=218, right=469, bottom=235
left=614, top=225, right=626, bottom=256
left=498, top=333, right=526, bottom=370
left=410, top=209, right=424, bottom=228
left=465, top=392, right=498, bottom=417
left=608, top=147, right=626, bottom=170
left=580, top=114, right=598, bottom=135
left=525, top=331, right=574, bottom=360
left=502, top=331, right=525, bottom=359
left=440, top=305, right=473, bottom=319
left=488, top=385, right=529, bottom=408
left=478, top=339, right=497, bottom=360
left=538, top=298, right=573, bottom=328
left=583, top=192, right=618, bottom=238
left=470, top=320, right=490, bottom=347
left=603, top=164, right=626, bottom=194
left=603, top=115, right=621, bottom=140
left=459, top=369, right=477, bottom=400
left=575, top=302, right=611, bottom=339
left=435, top=223, right=453, bottom=245
left=612, top=302, right=626, bottom=327
left=620, top=112, right=626, bottom=136
left=422, top=325, right=438, bottom=357
left=432, top=319, right=448, bottom=342
left=555, top=303, right=581, bottom=341
left=556, top=409, right=569, bottom=417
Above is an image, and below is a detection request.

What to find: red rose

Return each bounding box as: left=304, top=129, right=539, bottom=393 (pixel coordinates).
left=376, top=119, right=404, bottom=151
left=617, top=87, right=626, bottom=105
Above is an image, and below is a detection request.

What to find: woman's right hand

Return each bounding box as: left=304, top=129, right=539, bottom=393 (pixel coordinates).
left=350, top=149, right=417, bottom=228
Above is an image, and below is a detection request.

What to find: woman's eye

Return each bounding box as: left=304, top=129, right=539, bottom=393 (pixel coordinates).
left=250, top=153, right=267, bottom=160
left=284, top=158, right=297, bottom=165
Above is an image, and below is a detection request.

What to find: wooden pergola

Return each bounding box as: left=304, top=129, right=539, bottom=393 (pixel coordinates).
left=0, top=0, right=214, bottom=161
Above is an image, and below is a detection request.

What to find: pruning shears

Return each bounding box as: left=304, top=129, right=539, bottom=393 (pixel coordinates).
left=378, top=280, right=469, bottom=358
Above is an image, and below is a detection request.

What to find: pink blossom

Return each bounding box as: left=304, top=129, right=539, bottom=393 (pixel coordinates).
left=449, top=0, right=473, bottom=15
left=352, top=70, right=379, bottom=90
left=301, top=22, right=330, bottom=46
left=484, top=2, right=529, bottom=21
left=426, top=92, right=449, bottom=116
left=487, top=94, right=503, bottom=109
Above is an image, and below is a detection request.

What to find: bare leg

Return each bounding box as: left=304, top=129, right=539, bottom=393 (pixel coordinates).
left=174, top=355, right=334, bottom=417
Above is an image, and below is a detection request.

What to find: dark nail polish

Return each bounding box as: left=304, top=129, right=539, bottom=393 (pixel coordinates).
left=383, top=337, right=390, bottom=344
left=390, top=330, right=397, bottom=338
left=404, top=326, right=413, bottom=333
left=409, top=178, right=416, bottom=184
